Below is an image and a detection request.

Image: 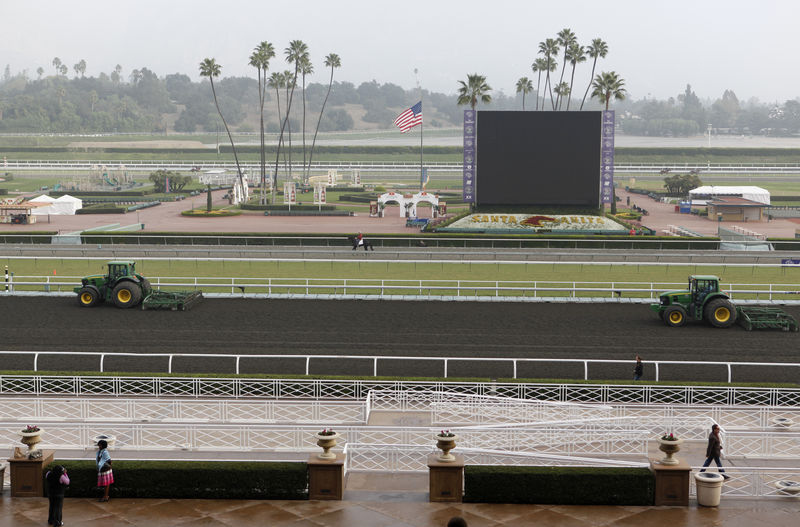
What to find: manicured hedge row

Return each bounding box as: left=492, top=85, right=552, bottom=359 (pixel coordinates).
left=463, top=466, right=655, bottom=505
left=51, top=190, right=153, bottom=197
left=76, top=205, right=127, bottom=214
left=242, top=204, right=338, bottom=211
left=47, top=460, right=308, bottom=500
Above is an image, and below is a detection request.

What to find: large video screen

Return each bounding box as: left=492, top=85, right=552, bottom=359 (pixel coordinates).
left=476, top=111, right=602, bottom=206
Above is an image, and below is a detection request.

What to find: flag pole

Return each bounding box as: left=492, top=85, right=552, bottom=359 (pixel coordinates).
left=416, top=69, right=423, bottom=192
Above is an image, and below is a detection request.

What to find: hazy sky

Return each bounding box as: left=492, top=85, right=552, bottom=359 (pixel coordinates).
left=5, top=0, right=798, bottom=103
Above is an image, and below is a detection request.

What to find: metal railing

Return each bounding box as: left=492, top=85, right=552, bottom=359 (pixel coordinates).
left=4, top=275, right=800, bottom=302
left=1, top=351, right=799, bottom=383
left=1, top=375, right=798, bottom=405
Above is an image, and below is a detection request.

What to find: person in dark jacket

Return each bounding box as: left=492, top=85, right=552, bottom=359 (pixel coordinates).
left=634, top=355, right=644, bottom=381
left=699, top=424, right=729, bottom=478
left=45, top=465, right=70, bottom=526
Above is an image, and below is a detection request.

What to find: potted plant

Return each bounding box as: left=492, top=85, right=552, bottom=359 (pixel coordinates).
left=435, top=430, right=459, bottom=462
left=315, top=428, right=340, bottom=460
left=657, top=432, right=683, bottom=465
left=19, top=425, right=43, bottom=454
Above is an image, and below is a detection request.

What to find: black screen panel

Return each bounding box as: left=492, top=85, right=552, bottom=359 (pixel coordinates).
left=476, top=111, right=602, bottom=206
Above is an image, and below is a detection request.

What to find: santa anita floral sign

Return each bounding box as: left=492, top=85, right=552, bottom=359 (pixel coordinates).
left=440, top=213, right=627, bottom=233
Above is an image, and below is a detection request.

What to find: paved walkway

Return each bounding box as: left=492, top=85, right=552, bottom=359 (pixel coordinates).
left=3, top=489, right=798, bottom=526
left=618, top=188, right=799, bottom=238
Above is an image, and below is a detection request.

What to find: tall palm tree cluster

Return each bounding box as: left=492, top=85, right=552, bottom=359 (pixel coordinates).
left=514, top=29, right=626, bottom=112
left=199, top=40, right=341, bottom=205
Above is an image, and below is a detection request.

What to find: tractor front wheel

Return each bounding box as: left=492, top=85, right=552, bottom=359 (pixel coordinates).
left=663, top=305, right=687, bottom=327
left=704, top=298, right=737, bottom=328
left=77, top=287, right=100, bottom=307
left=112, top=282, right=142, bottom=308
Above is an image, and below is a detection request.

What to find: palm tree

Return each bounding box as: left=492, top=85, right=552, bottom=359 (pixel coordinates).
left=515, top=77, right=533, bottom=110
left=565, top=43, right=586, bottom=110
left=308, top=53, right=340, bottom=183
left=456, top=74, right=492, bottom=110
left=249, top=41, right=275, bottom=204
left=538, top=39, right=559, bottom=110
left=52, top=57, right=61, bottom=75
left=36, top=67, right=44, bottom=79
left=199, top=58, right=245, bottom=198
left=268, top=71, right=288, bottom=187
left=299, top=56, right=314, bottom=184
left=554, top=28, right=576, bottom=108
left=580, top=39, right=608, bottom=110
left=553, top=82, right=570, bottom=110
left=271, top=40, right=308, bottom=202
left=591, top=71, right=627, bottom=110
left=531, top=60, right=544, bottom=110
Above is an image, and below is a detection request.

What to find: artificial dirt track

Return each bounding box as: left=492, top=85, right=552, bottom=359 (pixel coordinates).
left=1, top=297, right=798, bottom=383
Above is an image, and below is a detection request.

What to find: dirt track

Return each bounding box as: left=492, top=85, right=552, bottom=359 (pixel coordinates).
left=1, top=297, right=797, bottom=383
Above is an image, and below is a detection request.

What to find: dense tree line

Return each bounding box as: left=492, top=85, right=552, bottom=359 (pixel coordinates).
left=1, top=62, right=799, bottom=137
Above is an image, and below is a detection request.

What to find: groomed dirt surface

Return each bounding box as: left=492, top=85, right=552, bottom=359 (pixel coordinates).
left=1, top=297, right=798, bottom=383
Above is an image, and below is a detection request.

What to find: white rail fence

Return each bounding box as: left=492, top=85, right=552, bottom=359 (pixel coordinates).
left=0, top=423, right=648, bottom=456
left=4, top=275, right=800, bottom=302
left=1, top=352, right=798, bottom=383
left=1, top=375, right=799, bottom=405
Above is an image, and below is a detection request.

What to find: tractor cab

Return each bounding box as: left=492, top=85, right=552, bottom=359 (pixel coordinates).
left=107, top=261, right=134, bottom=282
left=688, top=276, right=720, bottom=318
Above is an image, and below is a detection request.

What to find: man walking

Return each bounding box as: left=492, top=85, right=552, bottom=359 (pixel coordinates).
left=634, top=355, right=643, bottom=381
left=699, top=424, right=729, bottom=479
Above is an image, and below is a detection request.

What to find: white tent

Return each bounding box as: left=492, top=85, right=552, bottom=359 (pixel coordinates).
left=689, top=186, right=770, bottom=205
left=53, top=194, right=83, bottom=214
left=30, top=194, right=83, bottom=215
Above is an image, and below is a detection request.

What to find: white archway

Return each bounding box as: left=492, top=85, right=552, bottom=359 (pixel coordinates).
left=377, top=191, right=440, bottom=218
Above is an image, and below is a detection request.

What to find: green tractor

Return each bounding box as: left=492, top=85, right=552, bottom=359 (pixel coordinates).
left=650, top=275, right=737, bottom=328
left=74, top=261, right=152, bottom=309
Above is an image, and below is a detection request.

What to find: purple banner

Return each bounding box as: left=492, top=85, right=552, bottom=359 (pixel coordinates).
left=463, top=110, right=476, bottom=202
left=601, top=110, right=615, bottom=204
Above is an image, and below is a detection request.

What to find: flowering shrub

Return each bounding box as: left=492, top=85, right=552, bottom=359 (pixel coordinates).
left=438, top=430, right=455, bottom=438
left=318, top=428, right=336, bottom=436
left=22, top=425, right=40, bottom=433
left=660, top=433, right=678, bottom=441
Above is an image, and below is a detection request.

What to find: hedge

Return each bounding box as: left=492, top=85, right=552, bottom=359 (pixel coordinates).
left=76, top=205, right=127, bottom=214
left=46, top=460, right=308, bottom=500
left=463, top=466, right=655, bottom=505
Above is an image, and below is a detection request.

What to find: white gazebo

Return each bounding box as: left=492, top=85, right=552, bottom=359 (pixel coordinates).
left=689, top=186, right=770, bottom=206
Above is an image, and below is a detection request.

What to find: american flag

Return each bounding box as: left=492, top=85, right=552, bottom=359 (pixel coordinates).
left=393, top=101, right=422, bottom=133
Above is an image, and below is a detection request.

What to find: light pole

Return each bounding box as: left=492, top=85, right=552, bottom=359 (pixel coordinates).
left=707, top=123, right=712, bottom=148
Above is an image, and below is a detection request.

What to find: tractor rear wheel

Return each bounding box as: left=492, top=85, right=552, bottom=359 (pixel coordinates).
left=663, top=305, right=687, bottom=327
left=77, top=287, right=100, bottom=307
left=112, top=282, right=142, bottom=308
left=704, top=298, right=737, bottom=328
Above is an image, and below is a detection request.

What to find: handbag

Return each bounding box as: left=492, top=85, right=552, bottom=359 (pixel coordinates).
left=99, top=461, right=112, bottom=473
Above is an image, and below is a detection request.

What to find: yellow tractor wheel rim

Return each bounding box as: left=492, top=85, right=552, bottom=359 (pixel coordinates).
left=80, top=292, right=94, bottom=304
left=714, top=307, right=731, bottom=323
left=669, top=311, right=683, bottom=323
left=117, top=289, right=132, bottom=303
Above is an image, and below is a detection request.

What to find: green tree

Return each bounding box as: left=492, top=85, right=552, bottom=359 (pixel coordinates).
left=456, top=73, right=492, bottom=110
left=36, top=67, right=44, bottom=80
left=580, top=39, right=608, bottom=110
left=308, top=53, right=340, bottom=180
left=52, top=57, right=62, bottom=75
left=299, top=55, right=313, bottom=184
left=710, top=89, right=740, bottom=129
left=538, top=39, right=559, bottom=110
left=531, top=59, right=546, bottom=111
left=199, top=58, right=245, bottom=197
left=74, top=59, right=87, bottom=78
left=89, top=90, right=98, bottom=112
left=111, top=65, right=122, bottom=84
left=555, top=28, right=576, bottom=109
left=270, top=40, right=308, bottom=201
left=59, top=64, right=67, bottom=77
left=249, top=41, right=276, bottom=204
left=515, top=77, right=533, bottom=110
left=553, top=82, right=570, bottom=110
left=565, top=43, right=585, bottom=110
left=206, top=183, right=212, bottom=212
left=591, top=71, right=627, bottom=110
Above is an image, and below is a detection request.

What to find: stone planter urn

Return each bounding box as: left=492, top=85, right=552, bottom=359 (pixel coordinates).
left=435, top=433, right=458, bottom=463
left=775, top=480, right=800, bottom=496
left=771, top=417, right=793, bottom=429
left=315, top=431, right=340, bottom=460
left=19, top=428, right=43, bottom=455
left=657, top=437, right=683, bottom=465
